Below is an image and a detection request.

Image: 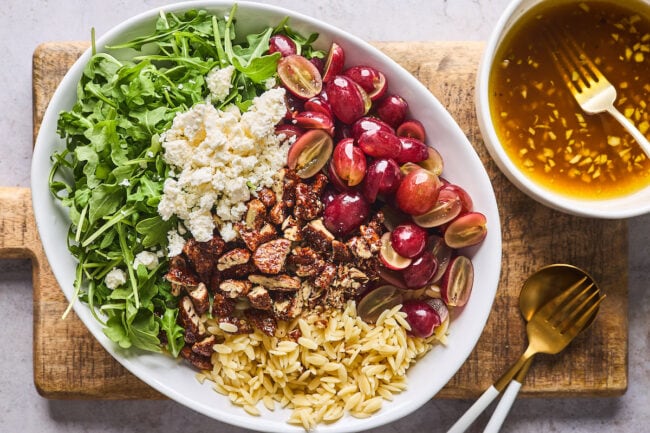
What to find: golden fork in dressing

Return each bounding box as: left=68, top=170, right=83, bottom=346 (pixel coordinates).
left=490, top=0, right=650, bottom=199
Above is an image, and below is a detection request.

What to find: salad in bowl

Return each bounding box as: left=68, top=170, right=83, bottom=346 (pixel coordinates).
left=32, top=2, right=501, bottom=432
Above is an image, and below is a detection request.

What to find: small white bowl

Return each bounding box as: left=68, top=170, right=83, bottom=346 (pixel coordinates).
left=476, top=0, right=650, bottom=219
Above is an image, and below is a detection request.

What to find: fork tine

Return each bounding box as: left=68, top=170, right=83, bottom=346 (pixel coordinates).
left=561, top=28, right=605, bottom=82
left=556, top=287, right=599, bottom=332
left=547, top=282, right=596, bottom=327
left=537, top=276, right=588, bottom=318
left=560, top=295, right=605, bottom=339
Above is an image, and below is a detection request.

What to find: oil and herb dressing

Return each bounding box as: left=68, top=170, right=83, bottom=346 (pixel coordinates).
left=490, top=0, right=650, bottom=199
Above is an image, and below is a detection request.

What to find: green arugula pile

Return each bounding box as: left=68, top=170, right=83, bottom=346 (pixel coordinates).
left=49, top=5, right=324, bottom=356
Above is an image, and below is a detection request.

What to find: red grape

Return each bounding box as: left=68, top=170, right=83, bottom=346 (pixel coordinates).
left=390, top=223, right=427, bottom=258
left=401, top=300, right=441, bottom=338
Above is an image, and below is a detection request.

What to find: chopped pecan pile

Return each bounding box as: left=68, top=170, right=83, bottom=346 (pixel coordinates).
left=166, top=169, right=385, bottom=369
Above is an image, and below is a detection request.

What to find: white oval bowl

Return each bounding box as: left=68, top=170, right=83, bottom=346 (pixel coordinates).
left=477, top=0, right=650, bottom=219
left=32, top=1, right=501, bottom=431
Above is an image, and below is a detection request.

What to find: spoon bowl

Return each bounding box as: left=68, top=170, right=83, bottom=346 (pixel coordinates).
left=520, top=263, right=600, bottom=323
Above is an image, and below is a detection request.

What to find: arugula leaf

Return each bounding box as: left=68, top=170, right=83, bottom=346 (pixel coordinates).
left=160, top=308, right=185, bottom=357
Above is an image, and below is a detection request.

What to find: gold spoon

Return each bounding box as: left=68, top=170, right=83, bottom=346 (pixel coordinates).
left=447, top=264, right=603, bottom=433
left=481, top=264, right=601, bottom=432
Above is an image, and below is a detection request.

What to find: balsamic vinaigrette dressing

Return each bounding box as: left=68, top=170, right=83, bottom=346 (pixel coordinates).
left=490, top=0, right=650, bottom=199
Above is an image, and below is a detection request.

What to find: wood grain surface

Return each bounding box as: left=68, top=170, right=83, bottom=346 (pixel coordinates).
left=16, top=41, right=627, bottom=400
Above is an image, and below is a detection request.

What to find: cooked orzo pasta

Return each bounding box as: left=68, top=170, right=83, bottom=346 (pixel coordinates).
left=196, top=302, right=447, bottom=430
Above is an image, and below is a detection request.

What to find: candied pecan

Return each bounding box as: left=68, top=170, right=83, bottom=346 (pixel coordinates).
left=293, top=182, right=323, bottom=221
left=331, top=239, right=351, bottom=263
left=289, top=246, right=325, bottom=277
left=257, top=187, right=277, bottom=208
left=368, top=210, right=386, bottom=235
left=302, top=219, right=335, bottom=253
left=192, top=335, right=217, bottom=357
left=273, top=292, right=304, bottom=320
left=165, top=255, right=200, bottom=295
left=237, top=222, right=277, bottom=252
left=310, top=173, right=328, bottom=196
left=346, top=236, right=373, bottom=259
left=188, top=282, right=210, bottom=316
left=245, top=309, right=277, bottom=337
left=218, top=316, right=254, bottom=334
left=180, top=346, right=212, bottom=371
left=183, top=236, right=225, bottom=280
left=337, top=266, right=369, bottom=297
left=281, top=215, right=302, bottom=241
left=253, top=238, right=291, bottom=275
left=178, top=296, right=206, bottom=343
left=268, top=201, right=287, bottom=226
left=249, top=274, right=301, bottom=291
left=219, top=279, right=252, bottom=298
left=244, top=198, right=267, bottom=230
left=219, top=261, right=258, bottom=280
left=313, top=262, right=337, bottom=290
left=216, top=248, right=251, bottom=271
left=360, top=224, right=383, bottom=253
left=247, top=285, right=273, bottom=310
left=212, top=292, right=235, bottom=317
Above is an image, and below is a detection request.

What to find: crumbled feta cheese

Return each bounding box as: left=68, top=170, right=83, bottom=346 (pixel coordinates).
left=119, top=179, right=131, bottom=187
left=206, top=65, right=235, bottom=102
left=133, top=251, right=159, bottom=271
left=167, top=229, right=186, bottom=257
left=105, top=268, right=127, bottom=290
left=158, top=88, right=288, bottom=243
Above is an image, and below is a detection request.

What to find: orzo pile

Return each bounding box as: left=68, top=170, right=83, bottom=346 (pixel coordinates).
left=196, top=302, right=444, bottom=430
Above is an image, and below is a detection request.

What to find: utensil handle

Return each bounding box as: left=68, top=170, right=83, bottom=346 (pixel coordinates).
left=446, top=386, right=500, bottom=433
left=482, top=355, right=533, bottom=433
left=607, top=106, right=650, bottom=158
left=482, top=379, right=522, bottom=433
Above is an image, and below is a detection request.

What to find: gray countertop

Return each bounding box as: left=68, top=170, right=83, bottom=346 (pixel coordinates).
left=1, top=1, right=649, bottom=432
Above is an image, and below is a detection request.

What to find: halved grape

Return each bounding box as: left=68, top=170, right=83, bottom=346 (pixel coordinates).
left=403, top=251, right=438, bottom=289
left=351, top=116, right=394, bottom=140
left=357, top=129, right=401, bottom=159
left=322, top=42, right=345, bottom=82
left=441, top=255, right=474, bottom=307
left=344, top=65, right=388, bottom=101
left=395, top=168, right=442, bottom=216
left=397, top=137, right=429, bottom=164
left=396, top=119, right=426, bottom=141
left=390, top=223, right=427, bottom=258
left=269, top=34, right=297, bottom=57
left=327, top=76, right=369, bottom=125
left=428, top=235, right=452, bottom=283
left=412, top=186, right=463, bottom=228
left=275, top=124, right=304, bottom=142
left=357, top=285, right=404, bottom=323
left=277, top=54, right=323, bottom=99
left=401, top=300, right=441, bottom=338
left=418, top=147, right=444, bottom=175
left=286, top=129, right=333, bottom=178
left=323, top=191, right=370, bottom=236
left=376, top=94, right=408, bottom=127
left=331, top=138, right=367, bottom=187
left=444, top=212, right=487, bottom=249
left=292, top=110, right=334, bottom=135
left=379, top=232, right=412, bottom=270
left=362, top=158, right=402, bottom=202
left=304, top=96, right=333, bottom=118
left=425, top=297, right=449, bottom=324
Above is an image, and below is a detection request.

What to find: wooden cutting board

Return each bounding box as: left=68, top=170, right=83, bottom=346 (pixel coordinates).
left=7, top=41, right=628, bottom=399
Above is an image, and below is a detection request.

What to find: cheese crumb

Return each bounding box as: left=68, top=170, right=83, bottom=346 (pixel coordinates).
left=133, top=251, right=160, bottom=271
left=105, top=268, right=127, bottom=290
left=206, top=65, right=235, bottom=103
left=158, top=88, right=288, bottom=244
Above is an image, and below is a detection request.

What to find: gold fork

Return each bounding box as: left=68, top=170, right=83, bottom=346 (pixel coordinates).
left=447, top=277, right=604, bottom=433
left=548, top=29, right=650, bottom=158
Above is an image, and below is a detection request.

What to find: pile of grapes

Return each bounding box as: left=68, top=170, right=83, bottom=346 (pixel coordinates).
left=270, top=35, right=487, bottom=338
